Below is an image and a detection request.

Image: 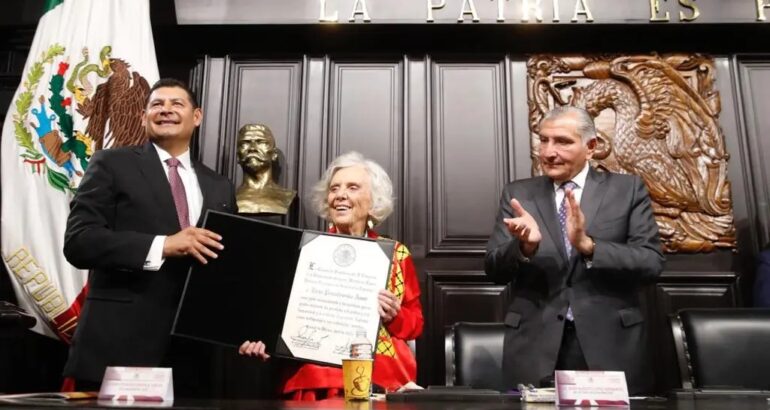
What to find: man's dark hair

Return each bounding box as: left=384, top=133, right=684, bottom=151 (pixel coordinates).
left=147, top=78, right=199, bottom=109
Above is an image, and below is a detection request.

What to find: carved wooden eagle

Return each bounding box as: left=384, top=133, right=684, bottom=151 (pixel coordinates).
left=77, top=58, right=150, bottom=150
left=528, top=55, right=736, bottom=253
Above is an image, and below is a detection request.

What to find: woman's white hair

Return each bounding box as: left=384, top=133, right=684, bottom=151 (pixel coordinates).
left=311, top=151, right=394, bottom=226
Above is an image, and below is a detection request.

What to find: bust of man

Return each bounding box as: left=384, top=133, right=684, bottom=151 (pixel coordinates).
left=235, top=123, right=296, bottom=215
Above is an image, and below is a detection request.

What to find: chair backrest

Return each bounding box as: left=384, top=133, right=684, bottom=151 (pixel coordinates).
left=445, top=322, right=506, bottom=391
left=671, top=308, right=770, bottom=390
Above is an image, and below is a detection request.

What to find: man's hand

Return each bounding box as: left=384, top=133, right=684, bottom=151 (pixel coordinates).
left=163, top=227, right=224, bottom=265
left=238, top=340, right=270, bottom=361
left=503, top=198, right=542, bottom=257
left=378, top=289, right=401, bottom=323
left=565, top=189, right=594, bottom=255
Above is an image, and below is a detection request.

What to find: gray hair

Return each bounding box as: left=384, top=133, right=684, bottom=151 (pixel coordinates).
left=311, top=151, right=394, bottom=226
left=541, top=106, right=596, bottom=144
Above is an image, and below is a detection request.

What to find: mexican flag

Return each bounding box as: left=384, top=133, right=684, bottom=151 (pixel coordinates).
left=1, top=0, right=159, bottom=341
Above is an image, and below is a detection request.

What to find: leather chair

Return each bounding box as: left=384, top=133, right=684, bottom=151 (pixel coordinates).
left=671, top=308, right=770, bottom=390
left=445, top=322, right=506, bottom=391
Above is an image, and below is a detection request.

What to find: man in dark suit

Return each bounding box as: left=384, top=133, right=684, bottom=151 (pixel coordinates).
left=485, top=106, right=664, bottom=395
left=62, top=78, right=235, bottom=395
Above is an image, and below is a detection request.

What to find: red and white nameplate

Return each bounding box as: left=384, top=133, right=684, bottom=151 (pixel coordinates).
left=98, top=367, right=173, bottom=403
left=554, top=370, right=629, bottom=407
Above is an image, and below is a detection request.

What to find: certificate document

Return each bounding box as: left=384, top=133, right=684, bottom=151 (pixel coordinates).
left=277, top=232, right=394, bottom=366
left=172, top=211, right=394, bottom=367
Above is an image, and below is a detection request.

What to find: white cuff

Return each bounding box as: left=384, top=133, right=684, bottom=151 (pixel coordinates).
left=143, top=235, right=167, bottom=271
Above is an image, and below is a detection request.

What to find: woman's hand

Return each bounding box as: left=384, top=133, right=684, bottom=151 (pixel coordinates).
left=378, top=289, right=401, bottom=323
left=238, top=340, right=270, bottom=361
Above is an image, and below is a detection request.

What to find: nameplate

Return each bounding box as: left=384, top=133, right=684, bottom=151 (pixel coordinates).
left=98, top=367, right=173, bottom=403
left=554, top=370, right=629, bottom=407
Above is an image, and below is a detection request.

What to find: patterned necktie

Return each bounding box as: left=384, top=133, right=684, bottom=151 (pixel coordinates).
left=558, top=180, right=578, bottom=322
left=165, top=157, right=190, bottom=229
left=558, top=180, right=578, bottom=256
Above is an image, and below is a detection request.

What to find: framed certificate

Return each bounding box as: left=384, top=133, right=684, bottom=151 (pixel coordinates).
left=172, top=211, right=394, bottom=367
left=275, top=232, right=392, bottom=365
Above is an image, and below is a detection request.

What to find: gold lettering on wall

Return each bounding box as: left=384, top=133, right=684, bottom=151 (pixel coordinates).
left=495, top=0, right=509, bottom=22
left=457, top=0, right=480, bottom=22
left=307, top=0, right=770, bottom=24
left=678, top=0, right=700, bottom=21
left=527, top=54, right=736, bottom=253
left=571, top=0, right=594, bottom=22
left=319, top=0, right=338, bottom=22
left=758, top=0, right=770, bottom=21
left=553, top=0, right=561, bottom=22
left=522, top=0, right=544, bottom=22
left=649, top=0, right=671, bottom=21
left=427, top=0, right=446, bottom=22
left=349, top=0, right=372, bottom=22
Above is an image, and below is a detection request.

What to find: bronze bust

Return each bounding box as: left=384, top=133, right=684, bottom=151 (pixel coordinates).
left=235, top=124, right=296, bottom=215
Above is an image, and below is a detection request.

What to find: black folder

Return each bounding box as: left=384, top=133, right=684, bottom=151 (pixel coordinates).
left=172, top=211, right=302, bottom=353
left=172, top=210, right=394, bottom=366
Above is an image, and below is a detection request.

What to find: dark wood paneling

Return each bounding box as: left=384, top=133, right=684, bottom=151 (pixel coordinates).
left=192, top=56, right=226, bottom=171
left=188, top=53, right=752, bottom=393
left=297, top=56, right=329, bottom=230
left=645, top=278, right=740, bottom=393
left=423, top=271, right=510, bottom=386
left=2, top=15, right=768, bottom=397
left=737, top=60, right=770, bottom=249
left=223, top=60, right=303, bottom=190
left=429, top=61, right=508, bottom=255
left=709, top=58, right=761, bottom=304
left=327, top=61, right=403, bottom=239
left=654, top=283, right=738, bottom=313
left=404, top=56, right=429, bottom=257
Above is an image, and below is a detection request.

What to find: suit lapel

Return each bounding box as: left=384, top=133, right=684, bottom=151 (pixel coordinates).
left=566, top=167, right=608, bottom=275
left=136, top=143, right=180, bottom=231
left=193, top=161, right=215, bottom=226
left=581, top=167, right=608, bottom=232
left=533, top=177, right=568, bottom=263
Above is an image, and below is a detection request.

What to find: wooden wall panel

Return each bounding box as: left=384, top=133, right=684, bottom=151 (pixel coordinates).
left=645, top=279, right=739, bottom=392
left=423, top=271, right=510, bottom=385
left=654, top=283, right=739, bottom=313
left=737, top=60, right=770, bottom=249
left=326, top=61, right=403, bottom=239
left=404, top=57, right=429, bottom=257
left=429, top=61, right=509, bottom=254
left=192, top=56, right=226, bottom=171
left=184, top=53, right=757, bottom=394
left=1, top=19, right=768, bottom=396
left=223, top=61, right=303, bottom=191
left=297, top=56, right=329, bottom=229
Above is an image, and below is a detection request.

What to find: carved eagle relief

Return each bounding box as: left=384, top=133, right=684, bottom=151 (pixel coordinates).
left=527, top=54, right=736, bottom=253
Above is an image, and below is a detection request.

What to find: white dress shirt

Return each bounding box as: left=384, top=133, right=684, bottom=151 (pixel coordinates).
left=552, top=163, right=592, bottom=321
left=553, top=162, right=589, bottom=210
left=143, top=144, right=204, bottom=271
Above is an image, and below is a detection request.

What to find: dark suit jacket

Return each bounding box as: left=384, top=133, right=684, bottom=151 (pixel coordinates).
left=62, top=143, right=235, bottom=382
left=485, top=168, right=664, bottom=395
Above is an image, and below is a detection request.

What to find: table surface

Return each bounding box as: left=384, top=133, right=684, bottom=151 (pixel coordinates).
left=1, top=397, right=770, bottom=410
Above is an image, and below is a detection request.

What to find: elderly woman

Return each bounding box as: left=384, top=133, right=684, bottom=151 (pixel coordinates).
left=240, top=151, right=424, bottom=400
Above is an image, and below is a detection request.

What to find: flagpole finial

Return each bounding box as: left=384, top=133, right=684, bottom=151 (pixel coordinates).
left=43, top=0, right=65, bottom=13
